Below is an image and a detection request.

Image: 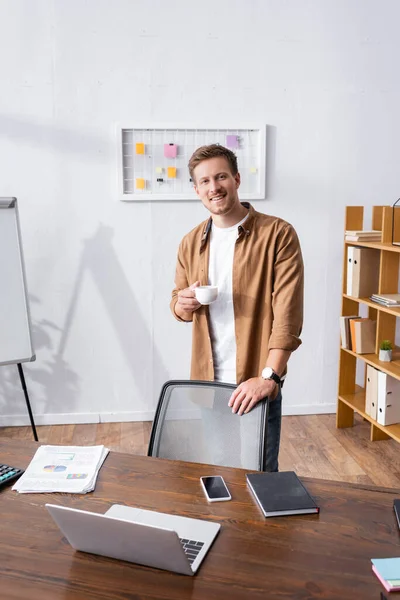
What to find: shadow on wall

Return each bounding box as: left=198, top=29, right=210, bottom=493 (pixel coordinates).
left=0, top=224, right=169, bottom=419
left=0, top=114, right=110, bottom=162
left=0, top=304, right=79, bottom=417
left=56, top=223, right=170, bottom=408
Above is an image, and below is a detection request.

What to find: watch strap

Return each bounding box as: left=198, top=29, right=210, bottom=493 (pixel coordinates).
left=268, top=371, right=281, bottom=385
left=261, top=368, right=282, bottom=385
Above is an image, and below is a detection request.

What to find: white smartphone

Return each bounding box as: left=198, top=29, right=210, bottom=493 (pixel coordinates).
left=200, top=476, right=231, bottom=502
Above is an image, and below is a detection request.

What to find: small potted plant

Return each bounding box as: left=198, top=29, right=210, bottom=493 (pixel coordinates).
left=379, top=340, right=393, bottom=362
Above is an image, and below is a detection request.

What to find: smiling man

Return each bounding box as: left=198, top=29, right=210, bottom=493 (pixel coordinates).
left=170, top=144, right=304, bottom=471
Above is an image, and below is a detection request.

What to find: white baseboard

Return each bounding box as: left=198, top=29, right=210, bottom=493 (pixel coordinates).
left=282, top=403, right=337, bottom=416
left=0, top=403, right=336, bottom=427
left=0, top=411, right=156, bottom=427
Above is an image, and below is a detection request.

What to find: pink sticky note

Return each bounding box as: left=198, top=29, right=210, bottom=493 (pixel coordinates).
left=226, top=135, right=239, bottom=149
left=164, top=143, right=177, bottom=158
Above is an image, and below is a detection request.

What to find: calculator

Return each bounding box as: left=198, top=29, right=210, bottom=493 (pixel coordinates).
left=0, top=464, right=24, bottom=489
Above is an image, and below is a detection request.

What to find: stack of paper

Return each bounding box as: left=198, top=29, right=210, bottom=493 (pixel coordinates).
left=370, top=293, right=400, bottom=307
left=345, top=230, right=381, bottom=242
left=371, top=557, right=400, bottom=592
left=12, top=445, right=109, bottom=494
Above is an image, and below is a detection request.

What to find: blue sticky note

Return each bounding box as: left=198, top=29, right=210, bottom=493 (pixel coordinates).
left=371, top=557, right=400, bottom=579
left=226, top=135, right=239, bottom=149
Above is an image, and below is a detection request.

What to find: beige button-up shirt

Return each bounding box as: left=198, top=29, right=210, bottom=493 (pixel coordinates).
left=171, top=204, right=304, bottom=384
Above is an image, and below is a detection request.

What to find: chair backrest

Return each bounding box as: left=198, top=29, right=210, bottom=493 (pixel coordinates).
left=148, top=380, right=268, bottom=471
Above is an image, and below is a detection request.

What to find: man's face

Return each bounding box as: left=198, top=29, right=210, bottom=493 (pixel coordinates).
left=193, top=157, right=241, bottom=217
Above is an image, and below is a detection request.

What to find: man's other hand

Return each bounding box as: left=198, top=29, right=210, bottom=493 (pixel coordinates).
left=228, top=377, right=278, bottom=416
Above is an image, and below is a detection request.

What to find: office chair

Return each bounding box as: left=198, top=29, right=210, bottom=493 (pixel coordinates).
left=147, top=380, right=269, bottom=471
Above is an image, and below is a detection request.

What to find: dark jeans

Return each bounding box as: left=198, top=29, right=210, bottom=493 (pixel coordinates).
left=264, top=388, right=282, bottom=472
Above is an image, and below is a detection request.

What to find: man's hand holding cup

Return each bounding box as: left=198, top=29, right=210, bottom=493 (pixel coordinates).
left=176, top=281, right=202, bottom=313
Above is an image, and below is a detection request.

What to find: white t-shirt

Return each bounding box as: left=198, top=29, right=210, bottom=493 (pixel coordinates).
left=208, top=214, right=249, bottom=384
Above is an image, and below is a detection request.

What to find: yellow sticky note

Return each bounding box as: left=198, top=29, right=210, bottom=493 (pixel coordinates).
left=167, top=167, right=177, bottom=179
left=155, top=167, right=163, bottom=174
left=250, top=167, right=257, bottom=174
left=136, top=143, right=145, bottom=155
left=136, top=178, right=145, bottom=190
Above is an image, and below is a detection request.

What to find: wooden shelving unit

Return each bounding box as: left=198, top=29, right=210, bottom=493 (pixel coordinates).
left=337, top=205, right=400, bottom=443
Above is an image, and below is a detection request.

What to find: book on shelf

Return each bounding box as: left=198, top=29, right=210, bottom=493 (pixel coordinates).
left=349, top=318, right=376, bottom=354
left=246, top=471, right=319, bottom=517
left=371, top=557, right=400, bottom=592
left=339, top=315, right=359, bottom=349
left=370, top=293, right=400, bottom=307
left=346, top=246, right=380, bottom=298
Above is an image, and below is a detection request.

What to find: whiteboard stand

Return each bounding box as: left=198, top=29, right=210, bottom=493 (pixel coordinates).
left=17, top=363, right=38, bottom=441
left=0, top=198, right=38, bottom=441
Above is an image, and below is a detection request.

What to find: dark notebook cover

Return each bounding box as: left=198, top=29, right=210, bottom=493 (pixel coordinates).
left=246, top=471, right=319, bottom=517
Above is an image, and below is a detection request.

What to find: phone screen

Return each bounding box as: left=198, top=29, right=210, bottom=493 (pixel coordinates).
left=201, top=476, right=230, bottom=500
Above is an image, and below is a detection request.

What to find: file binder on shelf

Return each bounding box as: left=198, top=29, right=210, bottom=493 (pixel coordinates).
left=346, top=246, right=380, bottom=298
left=377, top=372, right=400, bottom=426
left=365, top=365, right=379, bottom=420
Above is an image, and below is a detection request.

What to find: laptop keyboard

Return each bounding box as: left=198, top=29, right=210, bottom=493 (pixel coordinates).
left=179, top=538, right=204, bottom=565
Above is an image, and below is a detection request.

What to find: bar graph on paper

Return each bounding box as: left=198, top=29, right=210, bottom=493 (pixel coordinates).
left=118, top=126, right=266, bottom=201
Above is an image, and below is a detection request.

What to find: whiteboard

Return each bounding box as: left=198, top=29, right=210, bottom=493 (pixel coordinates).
left=0, top=198, right=35, bottom=365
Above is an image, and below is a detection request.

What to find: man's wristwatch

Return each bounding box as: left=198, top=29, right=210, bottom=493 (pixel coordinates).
left=261, top=367, right=282, bottom=386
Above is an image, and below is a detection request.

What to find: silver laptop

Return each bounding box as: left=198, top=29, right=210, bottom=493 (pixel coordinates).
left=46, top=503, right=220, bottom=576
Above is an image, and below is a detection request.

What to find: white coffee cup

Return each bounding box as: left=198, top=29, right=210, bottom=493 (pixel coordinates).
left=195, top=285, right=218, bottom=305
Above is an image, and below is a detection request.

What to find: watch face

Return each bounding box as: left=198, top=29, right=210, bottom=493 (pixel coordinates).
left=262, top=367, right=273, bottom=379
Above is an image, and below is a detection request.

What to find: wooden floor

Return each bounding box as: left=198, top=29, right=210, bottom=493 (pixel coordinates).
left=1, top=413, right=399, bottom=488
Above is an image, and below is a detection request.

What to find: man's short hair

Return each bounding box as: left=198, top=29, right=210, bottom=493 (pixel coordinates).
left=188, top=144, right=238, bottom=182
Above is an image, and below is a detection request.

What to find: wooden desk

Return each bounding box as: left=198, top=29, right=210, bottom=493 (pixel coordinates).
left=0, top=439, right=399, bottom=599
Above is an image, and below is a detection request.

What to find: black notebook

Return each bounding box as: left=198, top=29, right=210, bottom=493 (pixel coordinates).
left=246, top=471, right=319, bottom=517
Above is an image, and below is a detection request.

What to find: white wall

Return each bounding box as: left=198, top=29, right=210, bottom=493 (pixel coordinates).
left=1, top=0, right=400, bottom=425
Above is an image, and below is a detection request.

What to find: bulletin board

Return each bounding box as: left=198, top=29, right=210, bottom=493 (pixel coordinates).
left=117, top=126, right=266, bottom=201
